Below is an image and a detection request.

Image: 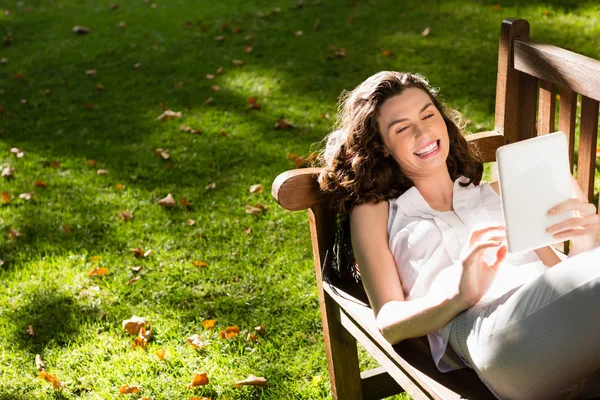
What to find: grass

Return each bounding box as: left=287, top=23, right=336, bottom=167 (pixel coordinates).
left=0, top=0, right=599, bottom=398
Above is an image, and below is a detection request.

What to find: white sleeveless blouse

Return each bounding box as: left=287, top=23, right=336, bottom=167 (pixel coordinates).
left=387, top=175, right=549, bottom=372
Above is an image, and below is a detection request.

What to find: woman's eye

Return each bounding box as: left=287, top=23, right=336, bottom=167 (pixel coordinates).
left=397, top=126, right=409, bottom=133
left=423, top=114, right=435, bottom=120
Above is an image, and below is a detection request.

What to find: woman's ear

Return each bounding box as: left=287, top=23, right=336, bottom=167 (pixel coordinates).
left=383, top=149, right=390, bottom=157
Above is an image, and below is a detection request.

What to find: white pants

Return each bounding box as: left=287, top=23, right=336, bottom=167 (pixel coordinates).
left=449, top=245, right=600, bottom=400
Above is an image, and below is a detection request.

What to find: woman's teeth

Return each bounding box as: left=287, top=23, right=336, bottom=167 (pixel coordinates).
left=414, top=141, right=438, bottom=156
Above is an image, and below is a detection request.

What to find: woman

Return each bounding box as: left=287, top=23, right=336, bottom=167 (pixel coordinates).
left=318, top=71, right=600, bottom=400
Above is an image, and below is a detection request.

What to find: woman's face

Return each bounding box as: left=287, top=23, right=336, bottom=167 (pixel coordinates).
left=377, top=87, right=450, bottom=179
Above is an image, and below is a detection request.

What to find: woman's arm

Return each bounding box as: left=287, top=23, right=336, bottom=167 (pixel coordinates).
left=350, top=201, right=468, bottom=345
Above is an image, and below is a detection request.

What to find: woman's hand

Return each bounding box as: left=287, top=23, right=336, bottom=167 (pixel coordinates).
left=456, top=225, right=508, bottom=308
left=546, top=177, right=600, bottom=257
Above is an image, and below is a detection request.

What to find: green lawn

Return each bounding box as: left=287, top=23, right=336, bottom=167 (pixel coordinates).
left=1, top=0, right=599, bottom=398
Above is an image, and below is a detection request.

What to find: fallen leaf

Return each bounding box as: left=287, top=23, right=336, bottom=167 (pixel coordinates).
left=8, top=228, right=22, bottom=239
left=188, top=372, right=209, bottom=388
left=40, top=371, right=63, bottom=389
left=205, top=74, right=215, bottom=80
left=63, top=225, right=71, bottom=234
left=190, top=260, right=208, bottom=268
left=216, top=66, right=224, bottom=74
left=119, top=211, right=133, bottom=221
left=274, top=118, right=293, bottom=129
left=96, top=169, right=109, bottom=175
left=202, top=319, right=216, bottom=330
left=347, top=15, right=355, bottom=23
left=244, top=34, right=254, bottom=40
left=122, top=315, right=147, bottom=335
left=10, top=147, right=25, bottom=157
left=118, top=21, right=126, bottom=28
left=1, top=192, right=10, bottom=204
left=130, top=247, right=152, bottom=258
left=542, top=9, right=552, bottom=16
left=313, top=19, right=321, bottom=30
left=492, top=4, right=501, bottom=11
left=235, top=374, right=267, bottom=387
left=211, top=85, right=221, bottom=92
left=130, top=266, right=142, bottom=273
left=83, top=103, right=96, bottom=109
left=125, top=276, right=140, bottom=285
left=180, top=125, right=202, bottom=134
left=247, top=96, right=260, bottom=109
left=382, top=49, right=392, bottom=56
left=245, top=204, right=266, bottom=215
left=13, top=72, right=25, bottom=80
left=297, top=0, right=304, bottom=7
left=87, top=160, right=97, bottom=166
left=215, top=35, right=226, bottom=41
left=26, top=325, right=34, bottom=336
left=255, top=325, right=266, bottom=334
left=88, top=267, right=109, bottom=276
left=294, top=30, right=303, bottom=36
left=72, top=25, right=91, bottom=34
left=186, top=219, right=196, bottom=225
left=249, top=184, right=263, bottom=193
left=119, top=384, right=140, bottom=394
left=20, top=99, right=29, bottom=105
left=90, top=255, right=102, bottom=262
left=158, top=193, right=176, bottom=208
left=219, top=130, right=228, bottom=137
left=175, top=80, right=184, bottom=88
left=294, top=156, right=307, bottom=167
left=132, top=326, right=152, bottom=348
left=50, top=161, right=60, bottom=168
left=156, top=348, right=166, bottom=360
left=244, top=227, right=251, bottom=234
left=2, top=167, right=15, bottom=178
left=19, top=192, right=33, bottom=200
left=109, top=2, right=119, bottom=9
left=40, top=88, right=51, bottom=95
left=205, top=182, right=216, bottom=190
left=232, top=59, right=244, bottom=66
left=116, top=183, right=124, bottom=190
left=204, top=97, right=213, bottom=105
left=219, top=326, right=240, bottom=339
left=421, top=27, right=430, bottom=37
left=96, top=83, right=105, bottom=91
left=247, top=333, right=258, bottom=343
left=186, top=334, right=206, bottom=350
left=35, top=354, right=45, bottom=371
left=232, top=26, right=242, bottom=33
left=133, top=63, right=141, bottom=69
left=156, top=110, right=182, bottom=121
left=86, top=69, right=96, bottom=76
left=153, top=148, right=170, bottom=159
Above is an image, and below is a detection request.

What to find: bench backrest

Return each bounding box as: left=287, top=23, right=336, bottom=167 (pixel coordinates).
left=272, top=18, right=600, bottom=304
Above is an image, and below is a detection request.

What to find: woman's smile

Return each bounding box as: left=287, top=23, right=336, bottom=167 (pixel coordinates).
left=414, top=139, right=441, bottom=159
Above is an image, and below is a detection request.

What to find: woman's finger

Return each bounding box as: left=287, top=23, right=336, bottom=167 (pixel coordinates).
left=546, top=214, right=599, bottom=235
left=552, top=225, right=598, bottom=241
left=469, top=225, right=505, bottom=247
left=548, top=198, right=597, bottom=216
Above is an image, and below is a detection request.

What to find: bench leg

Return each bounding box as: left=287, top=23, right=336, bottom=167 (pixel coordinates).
left=321, top=290, right=364, bottom=400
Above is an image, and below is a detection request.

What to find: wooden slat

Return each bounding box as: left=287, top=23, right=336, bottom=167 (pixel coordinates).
left=514, top=38, right=600, bottom=102
left=577, top=96, right=599, bottom=203
left=272, top=168, right=323, bottom=211
left=495, top=19, right=538, bottom=144
left=538, top=80, right=556, bottom=135
left=558, top=87, right=578, bottom=168
left=361, top=367, right=404, bottom=400
left=465, top=130, right=504, bottom=163
left=309, top=204, right=364, bottom=400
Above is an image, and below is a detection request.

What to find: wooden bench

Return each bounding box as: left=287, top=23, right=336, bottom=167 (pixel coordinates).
left=272, top=18, right=600, bottom=400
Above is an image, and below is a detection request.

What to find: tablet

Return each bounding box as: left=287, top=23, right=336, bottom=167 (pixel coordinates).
left=496, top=131, right=573, bottom=253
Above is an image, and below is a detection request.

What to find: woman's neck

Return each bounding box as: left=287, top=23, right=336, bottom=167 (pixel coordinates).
left=411, top=170, right=455, bottom=212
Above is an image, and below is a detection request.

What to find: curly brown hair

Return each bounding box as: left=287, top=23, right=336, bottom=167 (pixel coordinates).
left=317, top=71, right=483, bottom=215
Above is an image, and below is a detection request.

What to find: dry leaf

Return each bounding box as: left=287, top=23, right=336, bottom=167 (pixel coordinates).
left=72, top=25, right=91, bottom=34
left=249, top=184, right=263, bottom=193
left=130, top=247, right=152, bottom=258
left=245, top=204, right=266, bottom=215
left=50, top=161, right=60, bottom=168
left=130, top=266, right=142, bottom=273
left=1, top=192, right=10, bottom=204
left=382, top=49, right=392, bottom=56
left=204, top=97, right=213, bottom=105
left=188, top=372, right=209, bottom=388
left=180, top=125, right=202, bottom=134
left=216, top=66, right=224, bottom=74
left=26, top=325, right=34, bottom=336
left=122, top=315, right=147, bottom=335
left=90, top=255, right=101, bottom=262
left=20, top=99, right=29, bottom=105
left=156, top=110, right=182, bottom=121
left=2, top=167, right=15, bottom=178
left=8, top=228, right=22, bottom=239
left=192, top=261, right=208, bottom=268
left=132, top=326, right=152, bottom=348
left=19, top=192, right=34, bottom=200
left=156, top=348, right=166, bottom=360
left=186, top=219, right=196, bottom=225
left=13, top=72, right=24, bottom=80
left=134, top=63, right=141, bottom=70
left=175, top=80, right=184, bottom=88
left=274, top=118, right=293, bottom=129
left=293, top=156, right=307, bottom=167
left=215, top=35, right=226, bottom=41
left=313, top=19, right=321, bottom=30
left=87, top=160, right=97, bottom=166
left=205, top=182, right=216, bottom=190
left=421, top=27, right=430, bottom=37
left=35, top=354, right=45, bottom=371
left=219, top=326, right=240, bottom=339
left=116, top=183, right=124, bottom=190
left=202, top=319, right=216, bottom=330
left=294, top=30, right=303, bottom=36
left=88, top=267, right=109, bottom=276
left=211, top=85, right=221, bottom=92
left=10, top=147, right=25, bottom=157
left=126, top=276, right=140, bottom=285
left=119, top=384, right=140, bottom=394
left=180, top=198, right=191, bottom=207
left=205, top=74, right=215, bottom=80
left=235, top=374, right=267, bottom=387
left=96, top=169, right=109, bottom=175
left=34, top=180, right=48, bottom=188
left=219, top=130, right=228, bottom=137
left=186, top=334, right=206, bottom=350
left=158, top=193, right=176, bottom=208
left=244, top=45, right=253, bottom=53
left=40, top=371, right=63, bottom=389
left=109, top=2, right=119, bottom=9
left=297, top=0, right=304, bottom=7
left=255, top=325, right=265, bottom=334
left=63, top=225, right=71, bottom=234
left=153, top=148, right=170, bottom=159
left=244, top=34, right=254, bottom=40
left=347, top=15, right=355, bottom=23
left=85, top=69, right=96, bottom=76
left=244, top=227, right=251, bottom=234
left=118, top=21, right=126, bottom=28
left=247, top=333, right=258, bottom=342
left=247, top=96, right=260, bottom=109
left=492, top=4, right=501, bottom=11
left=119, top=211, right=134, bottom=221
left=232, top=59, right=244, bottom=66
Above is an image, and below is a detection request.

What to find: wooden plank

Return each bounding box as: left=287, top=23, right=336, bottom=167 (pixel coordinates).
left=361, top=367, right=404, bottom=400
left=465, top=130, right=504, bottom=163
left=577, top=96, right=599, bottom=204
left=309, top=205, right=363, bottom=400
left=514, top=38, right=600, bottom=102
left=558, top=87, right=578, bottom=168
left=538, top=80, right=556, bottom=135
left=272, top=168, right=323, bottom=211
left=495, top=19, right=538, bottom=144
